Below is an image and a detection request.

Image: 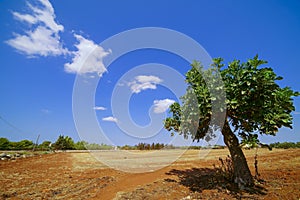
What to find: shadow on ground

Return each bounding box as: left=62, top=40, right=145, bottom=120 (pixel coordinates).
left=166, top=168, right=267, bottom=197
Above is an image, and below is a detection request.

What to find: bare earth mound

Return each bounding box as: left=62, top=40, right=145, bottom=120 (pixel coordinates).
left=0, top=149, right=299, bottom=199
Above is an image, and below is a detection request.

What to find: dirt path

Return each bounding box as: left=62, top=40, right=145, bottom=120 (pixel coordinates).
left=94, top=170, right=165, bottom=200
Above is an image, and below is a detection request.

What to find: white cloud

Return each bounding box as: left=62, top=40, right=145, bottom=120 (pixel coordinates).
left=102, top=116, right=118, bottom=123
left=7, top=0, right=109, bottom=76
left=128, top=75, right=163, bottom=93
left=153, top=99, right=175, bottom=114
left=12, top=12, right=37, bottom=24
left=93, top=106, right=107, bottom=111
left=64, top=34, right=111, bottom=75
left=293, top=111, right=300, bottom=115
left=8, top=26, right=67, bottom=57
left=6, top=0, right=67, bottom=57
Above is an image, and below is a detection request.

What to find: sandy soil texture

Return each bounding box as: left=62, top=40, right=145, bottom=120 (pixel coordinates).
left=0, top=149, right=299, bottom=199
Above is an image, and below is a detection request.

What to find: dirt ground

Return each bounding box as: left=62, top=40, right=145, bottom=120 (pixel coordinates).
left=0, top=149, right=299, bottom=200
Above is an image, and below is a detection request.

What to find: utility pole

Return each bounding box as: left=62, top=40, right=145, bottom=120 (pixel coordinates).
left=32, top=134, right=40, bottom=151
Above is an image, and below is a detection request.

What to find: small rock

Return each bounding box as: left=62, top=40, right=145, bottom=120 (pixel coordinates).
left=0, top=153, right=6, bottom=157
left=15, top=153, right=21, bottom=157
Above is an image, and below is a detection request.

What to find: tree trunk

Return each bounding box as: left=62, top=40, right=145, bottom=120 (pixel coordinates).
left=222, top=120, right=254, bottom=188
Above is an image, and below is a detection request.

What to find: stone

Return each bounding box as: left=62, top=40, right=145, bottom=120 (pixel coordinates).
left=5, top=154, right=12, bottom=158
left=15, top=153, right=21, bottom=157
left=0, top=153, right=7, bottom=157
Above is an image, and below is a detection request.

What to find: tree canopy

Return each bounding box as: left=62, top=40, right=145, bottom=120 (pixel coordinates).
left=53, top=135, right=75, bottom=150
left=165, top=55, right=299, bottom=143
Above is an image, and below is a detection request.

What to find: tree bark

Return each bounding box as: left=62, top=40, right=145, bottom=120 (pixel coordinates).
left=222, top=120, right=254, bottom=188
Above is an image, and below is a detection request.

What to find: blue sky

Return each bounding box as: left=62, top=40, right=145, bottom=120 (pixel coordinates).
left=0, top=0, right=299, bottom=146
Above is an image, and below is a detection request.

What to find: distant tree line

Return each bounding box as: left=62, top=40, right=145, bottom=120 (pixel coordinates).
left=1, top=136, right=299, bottom=151
left=136, top=142, right=165, bottom=150
left=45, top=135, right=116, bottom=151
left=188, top=145, right=225, bottom=150
left=0, top=136, right=114, bottom=151
left=120, top=143, right=178, bottom=150
left=269, top=142, right=300, bottom=149
left=0, top=138, right=34, bottom=150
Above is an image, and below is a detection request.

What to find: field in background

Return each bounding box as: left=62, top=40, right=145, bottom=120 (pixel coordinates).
left=0, top=149, right=299, bottom=199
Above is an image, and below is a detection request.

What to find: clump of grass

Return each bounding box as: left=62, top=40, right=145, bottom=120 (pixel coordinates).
left=213, top=155, right=234, bottom=182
